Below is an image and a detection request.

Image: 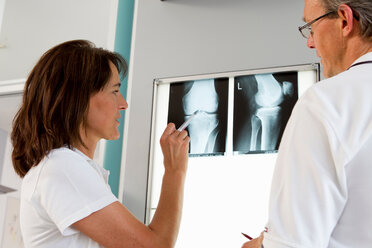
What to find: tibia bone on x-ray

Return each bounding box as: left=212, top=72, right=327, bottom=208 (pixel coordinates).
left=250, top=74, right=292, bottom=151
left=182, top=79, right=220, bottom=154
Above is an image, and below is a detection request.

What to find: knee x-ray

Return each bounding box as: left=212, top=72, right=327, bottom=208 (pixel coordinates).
left=233, top=72, right=298, bottom=154
left=154, top=64, right=318, bottom=157
left=167, top=72, right=299, bottom=156
left=168, top=78, right=228, bottom=156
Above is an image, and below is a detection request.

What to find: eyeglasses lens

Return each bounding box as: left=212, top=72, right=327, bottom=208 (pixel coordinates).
left=301, top=27, right=311, bottom=39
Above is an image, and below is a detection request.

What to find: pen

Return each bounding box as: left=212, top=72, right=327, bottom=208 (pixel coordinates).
left=241, top=232, right=253, bottom=240
left=177, top=110, right=200, bottom=131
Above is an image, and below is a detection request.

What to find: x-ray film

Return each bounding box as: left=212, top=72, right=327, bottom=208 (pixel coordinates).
left=233, top=71, right=298, bottom=154
left=167, top=78, right=229, bottom=156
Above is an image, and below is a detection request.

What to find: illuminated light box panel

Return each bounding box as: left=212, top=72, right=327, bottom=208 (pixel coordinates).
left=147, top=64, right=320, bottom=248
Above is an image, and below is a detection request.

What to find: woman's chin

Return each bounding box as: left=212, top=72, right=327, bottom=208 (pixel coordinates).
left=106, top=131, right=121, bottom=140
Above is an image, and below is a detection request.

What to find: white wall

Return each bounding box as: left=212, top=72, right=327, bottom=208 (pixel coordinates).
left=0, top=0, right=119, bottom=130
left=120, top=0, right=319, bottom=220
left=0, top=0, right=117, bottom=82
left=0, top=128, right=22, bottom=247
left=0, top=129, right=6, bottom=180
left=0, top=130, right=21, bottom=191
left=0, top=0, right=5, bottom=36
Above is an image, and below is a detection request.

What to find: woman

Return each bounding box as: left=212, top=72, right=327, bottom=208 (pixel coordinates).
left=11, top=40, right=189, bottom=248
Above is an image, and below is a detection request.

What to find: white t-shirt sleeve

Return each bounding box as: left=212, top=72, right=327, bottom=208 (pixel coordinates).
left=263, top=91, right=348, bottom=248
left=36, top=150, right=118, bottom=236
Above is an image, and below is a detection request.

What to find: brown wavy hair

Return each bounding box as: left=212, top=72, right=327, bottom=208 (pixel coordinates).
left=11, top=40, right=127, bottom=178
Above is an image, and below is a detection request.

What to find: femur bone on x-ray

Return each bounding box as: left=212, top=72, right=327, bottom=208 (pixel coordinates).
left=168, top=78, right=228, bottom=156
left=233, top=72, right=298, bottom=153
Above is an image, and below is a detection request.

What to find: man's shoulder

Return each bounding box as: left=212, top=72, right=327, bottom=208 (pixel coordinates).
left=294, top=66, right=372, bottom=147
left=315, top=69, right=354, bottom=89
left=291, top=69, right=360, bottom=129
left=301, top=67, right=370, bottom=105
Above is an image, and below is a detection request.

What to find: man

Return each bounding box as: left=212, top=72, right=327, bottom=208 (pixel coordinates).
left=243, top=0, right=372, bottom=247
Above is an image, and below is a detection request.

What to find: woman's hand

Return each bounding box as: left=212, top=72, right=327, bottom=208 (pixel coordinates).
left=160, top=123, right=190, bottom=175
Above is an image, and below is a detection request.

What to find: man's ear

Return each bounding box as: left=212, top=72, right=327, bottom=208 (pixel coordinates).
left=337, top=4, right=355, bottom=37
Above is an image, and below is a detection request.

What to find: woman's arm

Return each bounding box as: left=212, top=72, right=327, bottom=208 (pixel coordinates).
left=73, top=123, right=189, bottom=248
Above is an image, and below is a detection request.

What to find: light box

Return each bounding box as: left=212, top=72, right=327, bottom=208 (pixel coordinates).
left=147, top=64, right=320, bottom=247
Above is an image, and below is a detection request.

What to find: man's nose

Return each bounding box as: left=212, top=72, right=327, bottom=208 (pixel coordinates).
left=307, top=35, right=315, bottom=49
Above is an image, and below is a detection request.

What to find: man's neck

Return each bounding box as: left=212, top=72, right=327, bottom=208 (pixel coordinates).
left=343, top=37, right=372, bottom=69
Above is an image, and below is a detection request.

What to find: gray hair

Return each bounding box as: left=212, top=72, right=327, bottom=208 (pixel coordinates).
left=321, top=0, right=372, bottom=39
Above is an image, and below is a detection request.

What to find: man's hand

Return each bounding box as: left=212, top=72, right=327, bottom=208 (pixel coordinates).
left=242, top=232, right=264, bottom=248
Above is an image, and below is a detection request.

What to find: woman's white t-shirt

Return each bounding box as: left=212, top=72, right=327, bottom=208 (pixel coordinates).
left=20, top=147, right=118, bottom=248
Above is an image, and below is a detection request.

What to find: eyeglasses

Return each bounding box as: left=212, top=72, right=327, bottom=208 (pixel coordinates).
left=298, top=11, right=336, bottom=39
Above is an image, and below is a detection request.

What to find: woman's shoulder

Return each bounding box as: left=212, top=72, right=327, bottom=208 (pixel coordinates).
left=47, top=147, right=84, bottom=160
left=22, top=147, right=88, bottom=199
left=45, top=147, right=87, bottom=165
left=38, top=147, right=90, bottom=177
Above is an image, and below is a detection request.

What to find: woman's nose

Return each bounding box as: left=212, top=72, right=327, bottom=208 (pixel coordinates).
left=119, top=94, right=128, bottom=110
